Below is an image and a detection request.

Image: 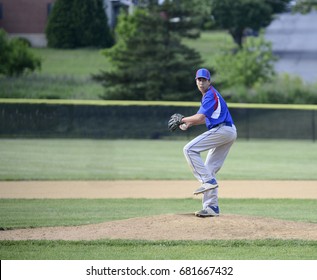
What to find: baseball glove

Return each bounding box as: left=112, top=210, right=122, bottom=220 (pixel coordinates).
left=168, top=113, right=184, bottom=132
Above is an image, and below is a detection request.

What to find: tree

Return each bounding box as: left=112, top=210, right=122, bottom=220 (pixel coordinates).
left=158, top=0, right=213, bottom=37
left=73, top=0, right=114, bottom=47
left=45, top=0, right=77, bottom=48
left=211, top=0, right=291, bottom=47
left=93, top=5, right=204, bottom=101
left=46, top=0, right=114, bottom=49
left=0, top=29, right=41, bottom=77
left=214, top=33, right=277, bottom=88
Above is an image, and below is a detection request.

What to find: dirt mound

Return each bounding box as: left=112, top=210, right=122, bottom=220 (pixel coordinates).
left=1, top=214, right=317, bottom=241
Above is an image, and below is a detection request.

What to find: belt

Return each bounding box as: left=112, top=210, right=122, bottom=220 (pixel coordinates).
left=211, top=122, right=232, bottom=129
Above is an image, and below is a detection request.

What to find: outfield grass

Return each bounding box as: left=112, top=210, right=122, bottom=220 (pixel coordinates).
left=0, top=139, right=316, bottom=180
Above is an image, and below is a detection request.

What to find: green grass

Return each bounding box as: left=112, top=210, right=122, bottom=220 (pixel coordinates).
left=1, top=139, right=316, bottom=260
left=0, top=75, right=104, bottom=100
left=31, top=48, right=112, bottom=77
left=0, top=198, right=316, bottom=229
left=1, top=239, right=316, bottom=260
left=0, top=198, right=197, bottom=229
left=33, top=31, right=232, bottom=77
left=0, top=31, right=233, bottom=100
left=0, top=198, right=316, bottom=260
left=182, top=31, right=235, bottom=66
left=0, top=139, right=316, bottom=180
left=0, top=48, right=110, bottom=100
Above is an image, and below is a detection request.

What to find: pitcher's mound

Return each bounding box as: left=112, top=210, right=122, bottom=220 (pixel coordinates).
left=1, top=214, right=317, bottom=241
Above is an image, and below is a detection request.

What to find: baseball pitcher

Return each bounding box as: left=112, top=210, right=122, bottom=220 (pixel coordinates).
left=168, top=68, right=237, bottom=217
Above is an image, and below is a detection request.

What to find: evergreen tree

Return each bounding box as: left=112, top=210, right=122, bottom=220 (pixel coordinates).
left=93, top=6, right=204, bottom=101
left=46, top=0, right=113, bottom=48
left=73, top=0, right=114, bottom=47
left=46, top=0, right=77, bottom=48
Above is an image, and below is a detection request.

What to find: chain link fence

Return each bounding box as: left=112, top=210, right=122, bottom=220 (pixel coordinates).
left=1, top=101, right=316, bottom=141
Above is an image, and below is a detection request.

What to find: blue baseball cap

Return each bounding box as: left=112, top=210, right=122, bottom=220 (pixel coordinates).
left=195, top=68, right=210, bottom=80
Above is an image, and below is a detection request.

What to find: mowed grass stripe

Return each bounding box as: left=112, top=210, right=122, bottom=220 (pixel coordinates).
left=1, top=139, right=317, bottom=180
left=1, top=239, right=317, bottom=260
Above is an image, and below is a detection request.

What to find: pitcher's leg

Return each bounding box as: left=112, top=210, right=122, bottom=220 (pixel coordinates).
left=201, top=127, right=237, bottom=210
left=183, top=133, right=215, bottom=183
left=202, top=188, right=218, bottom=209
left=205, top=140, right=235, bottom=178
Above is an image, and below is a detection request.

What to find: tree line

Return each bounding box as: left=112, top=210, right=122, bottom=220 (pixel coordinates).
left=1, top=0, right=317, bottom=104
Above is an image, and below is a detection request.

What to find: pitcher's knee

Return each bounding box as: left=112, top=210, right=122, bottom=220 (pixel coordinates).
left=183, top=144, right=198, bottom=157
left=183, top=145, right=190, bottom=157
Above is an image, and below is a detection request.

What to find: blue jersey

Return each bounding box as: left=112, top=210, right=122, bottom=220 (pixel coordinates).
left=197, top=86, right=233, bottom=130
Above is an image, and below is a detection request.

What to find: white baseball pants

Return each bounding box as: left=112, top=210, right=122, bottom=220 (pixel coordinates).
left=183, top=124, right=237, bottom=208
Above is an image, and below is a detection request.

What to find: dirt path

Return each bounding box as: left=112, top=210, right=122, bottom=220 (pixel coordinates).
left=1, top=180, right=316, bottom=199
left=0, top=180, right=316, bottom=241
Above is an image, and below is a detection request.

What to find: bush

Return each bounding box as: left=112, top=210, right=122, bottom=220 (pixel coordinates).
left=255, top=74, right=317, bottom=104
left=14, top=37, right=32, bottom=47
left=222, top=74, right=317, bottom=104
left=214, top=33, right=277, bottom=89
left=0, top=29, right=41, bottom=77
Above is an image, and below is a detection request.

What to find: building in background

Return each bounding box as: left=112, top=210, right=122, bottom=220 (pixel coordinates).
left=265, top=10, right=317, bottom=83
left=107, top=0, right=135, bottom=29
left=0, top=0, right=54, bottom=47
left=0, top=0, right=134, bottom=47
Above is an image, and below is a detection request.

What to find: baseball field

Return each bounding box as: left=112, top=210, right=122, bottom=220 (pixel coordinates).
left=0, top=139, right=317, bottom=260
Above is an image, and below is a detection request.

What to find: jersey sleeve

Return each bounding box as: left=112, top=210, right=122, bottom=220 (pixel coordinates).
left=197, top=94, right=217, bottom=117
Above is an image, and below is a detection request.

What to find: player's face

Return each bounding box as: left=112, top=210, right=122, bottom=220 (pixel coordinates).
left=196, top=77, right=210, bottom=93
